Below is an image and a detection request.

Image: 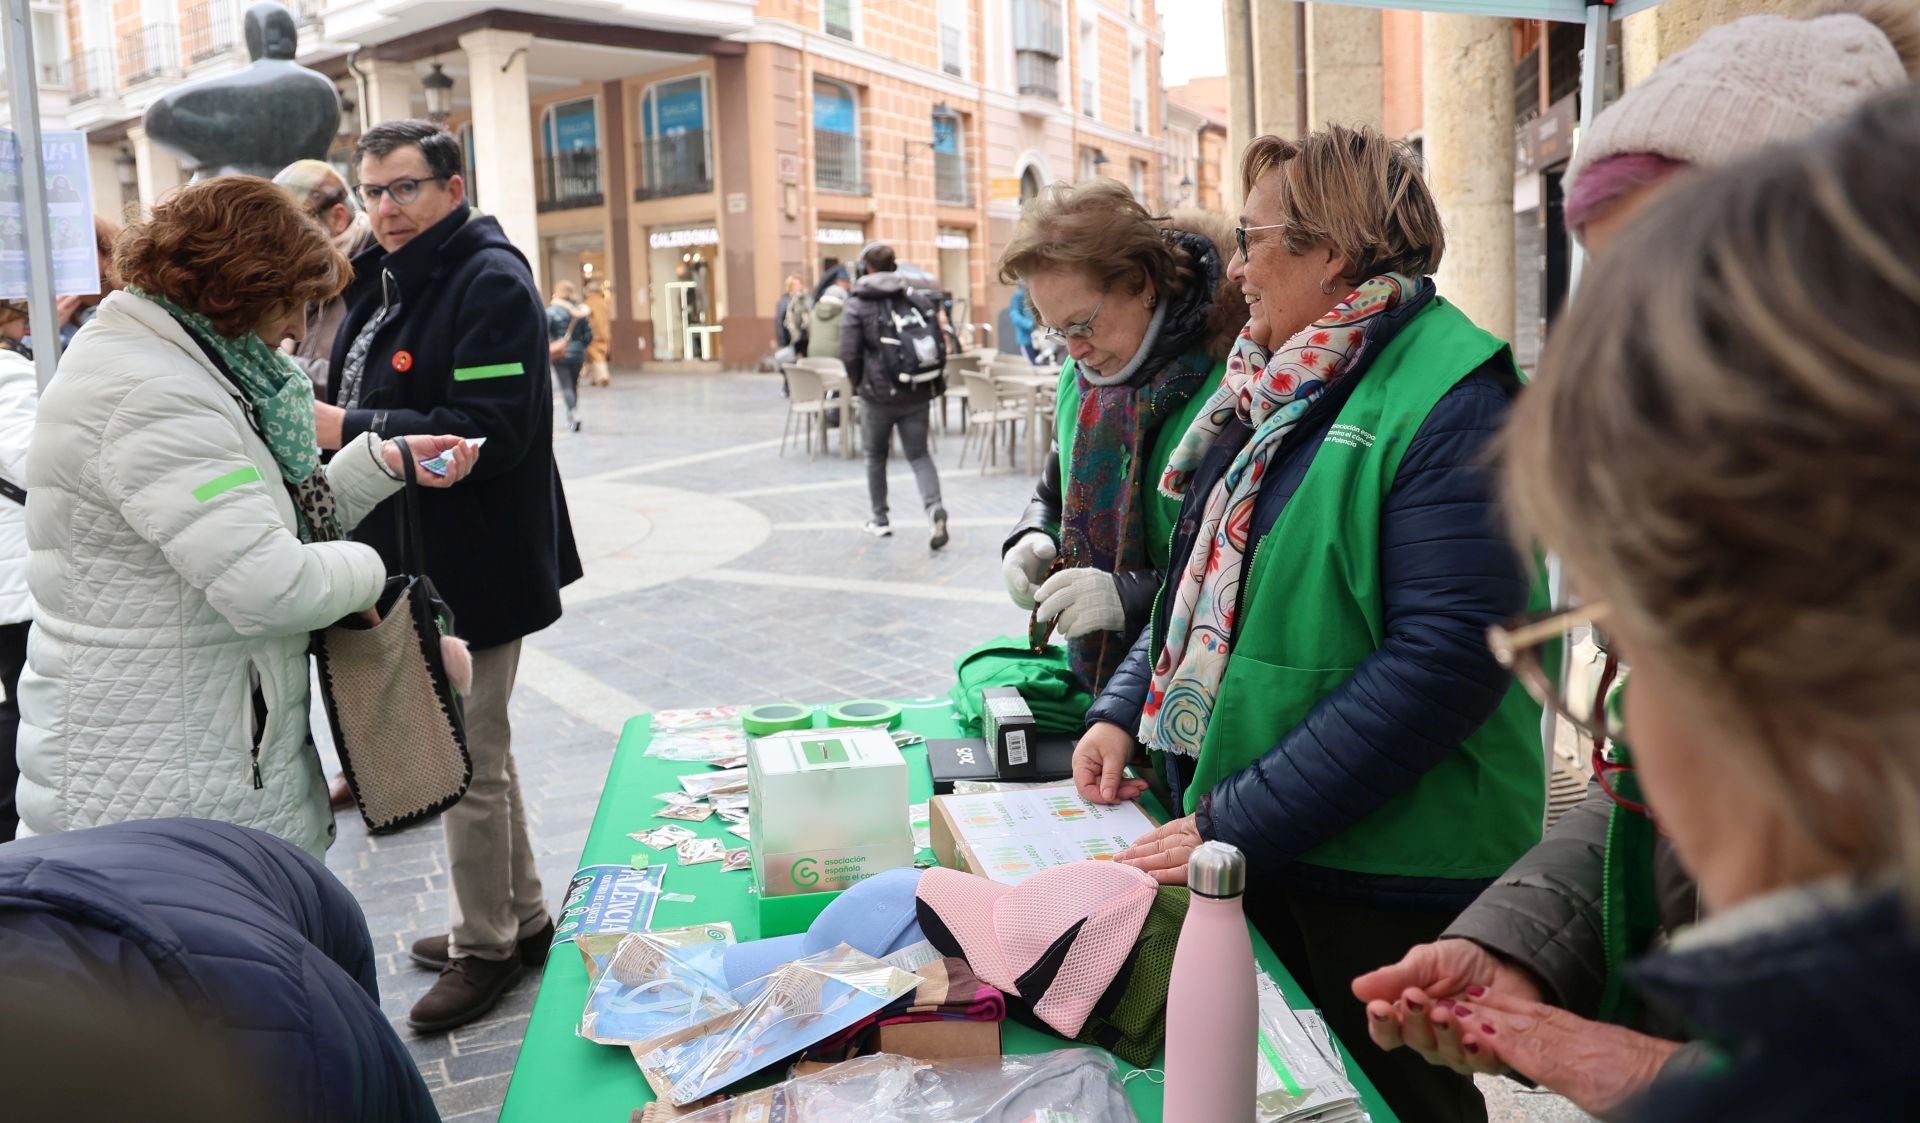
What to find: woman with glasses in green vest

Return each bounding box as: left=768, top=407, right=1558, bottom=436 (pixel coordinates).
left=998, top=182, right=1244, bottom=693
left=1075, top=127, right=1548, bottom=1123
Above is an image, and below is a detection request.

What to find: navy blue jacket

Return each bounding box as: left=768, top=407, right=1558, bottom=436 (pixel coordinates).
left=1626, top=886, right=1920, bottom=1122
left=1087, top=283, right=1528, bottom=909
left=328, top=204, right=583, bottom=650
left=0, top=819, right=439, bottom=1121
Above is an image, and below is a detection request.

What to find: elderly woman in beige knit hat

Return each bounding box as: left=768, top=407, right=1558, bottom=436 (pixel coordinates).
left=1352, top=0, right=1918, bottom=1116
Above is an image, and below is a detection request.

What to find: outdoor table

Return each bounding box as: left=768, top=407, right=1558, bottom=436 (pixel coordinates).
left=991, top=366, right=1060, bottom=474
left=499, top=700, right=1398, bottom=1122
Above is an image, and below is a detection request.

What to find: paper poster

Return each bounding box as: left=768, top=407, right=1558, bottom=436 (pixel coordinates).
left=0, top=130, right=101, bottom=300
left=553, top=863, right=668, bottom=946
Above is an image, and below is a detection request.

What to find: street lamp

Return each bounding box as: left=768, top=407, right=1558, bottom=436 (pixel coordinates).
left=422, top=63, right=454, bottom=124
left=1092, top=149, right=1110, bottom=170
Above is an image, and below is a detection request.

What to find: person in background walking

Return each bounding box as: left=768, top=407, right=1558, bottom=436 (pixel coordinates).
left=320, top=119, right=582, bottom=1034
left=18, top=177, right=477, bottom=858
left=782, top=274, right=814, bottom=359
left=546, top=280, right=591, bottom=433
left=584, top=278, right=612, bottom=387
left=808, top=267, right=851, bottom=364
left=274, top=160, right=376, bottom=398
left=0, top=301, right=35, bottom=841
left=1009, top=283, right=1038, bottom=363
left=839, top=242, right=948, bottom=548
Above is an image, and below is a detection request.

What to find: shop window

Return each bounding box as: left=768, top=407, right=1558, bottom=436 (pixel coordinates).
left=539, top=97, right=602, bottom=212
left=814, top=79, right=864, bottom=195
left=638, top=75, right=713, bottom=201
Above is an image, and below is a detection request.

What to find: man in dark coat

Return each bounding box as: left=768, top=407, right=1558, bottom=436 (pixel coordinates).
left=319, top=120, right=581, bottom=1033
left=0, top=818, right=439, bottom=1121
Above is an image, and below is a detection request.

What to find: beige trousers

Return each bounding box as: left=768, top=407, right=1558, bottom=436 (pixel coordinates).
left=446, top=639, right=547, bottom=960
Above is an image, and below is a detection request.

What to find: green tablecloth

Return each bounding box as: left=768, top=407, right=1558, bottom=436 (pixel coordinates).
left=499, top=702, right=1398, bottom=1121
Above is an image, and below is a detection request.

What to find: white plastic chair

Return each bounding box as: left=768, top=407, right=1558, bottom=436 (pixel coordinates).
left=956, top=370, right=1022, bottom=473
left=780, top=363, right=829, bottom=460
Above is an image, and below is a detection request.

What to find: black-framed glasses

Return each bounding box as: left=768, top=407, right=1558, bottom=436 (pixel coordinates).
left=354, top=175, right=448, bottom=207
left=1235, top=222, right=1286, bottom=259
left=1036, top=297, right=1104, bottom=347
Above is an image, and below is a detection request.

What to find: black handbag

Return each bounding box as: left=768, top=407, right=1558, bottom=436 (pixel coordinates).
left=313, top=437, right=473, bottom=833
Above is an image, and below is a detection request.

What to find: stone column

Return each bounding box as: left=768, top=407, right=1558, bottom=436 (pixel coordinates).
left=360, top=59, right=419, bottom=130
left=458, top=29, right=541, bottom=291
left=1252, top=2, right=1301, bottom=140
left=127, top=125, right=186, bottom=214
left=1224, top=0, right=1255, bottom=212
left=1421, top=13, right=1514, bottom=344
left=1306, top=5, right=1383, bottom=132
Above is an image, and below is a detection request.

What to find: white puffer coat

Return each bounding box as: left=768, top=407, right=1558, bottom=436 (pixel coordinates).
left=0, top=345, right=37, bottom=625
left=17, top=291, right=402, bottom=857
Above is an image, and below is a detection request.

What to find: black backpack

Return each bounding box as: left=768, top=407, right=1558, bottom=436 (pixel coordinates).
left=874, top=290, right=946, bottom=385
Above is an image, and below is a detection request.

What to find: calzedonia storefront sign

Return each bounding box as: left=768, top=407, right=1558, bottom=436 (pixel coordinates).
left=649, top=227, right=719, bottom=250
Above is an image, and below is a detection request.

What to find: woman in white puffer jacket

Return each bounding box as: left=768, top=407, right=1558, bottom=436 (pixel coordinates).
left=16, top=177, right=479, bottom=858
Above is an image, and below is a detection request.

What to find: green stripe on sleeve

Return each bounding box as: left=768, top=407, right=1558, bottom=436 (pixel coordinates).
left=192, top=466, right=264, bottom=503
left=454, top=362, right=526, bottom=381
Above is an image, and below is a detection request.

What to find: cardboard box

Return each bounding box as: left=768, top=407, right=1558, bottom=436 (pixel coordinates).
left=873, top=1018, right=1002, bottom=1060
left=749, top=728, right=911, bottom=898
left=931, top=786, right=1159, bottom=885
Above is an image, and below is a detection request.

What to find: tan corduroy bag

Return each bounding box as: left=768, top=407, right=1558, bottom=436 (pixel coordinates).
left=313, top=437, right=473, bottom=833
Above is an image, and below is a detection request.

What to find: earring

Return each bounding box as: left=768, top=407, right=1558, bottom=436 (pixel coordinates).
left=1319, top=277, right=1336, bottom=296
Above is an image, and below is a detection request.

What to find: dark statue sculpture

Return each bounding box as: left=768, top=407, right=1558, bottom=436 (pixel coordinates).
left=144, top=2, right=340, bottom=179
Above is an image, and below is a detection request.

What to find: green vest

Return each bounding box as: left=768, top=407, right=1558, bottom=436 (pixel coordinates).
left=1053, top=356, right=1228, bottom=573
left=1183, top=298, right=1547, bottom=880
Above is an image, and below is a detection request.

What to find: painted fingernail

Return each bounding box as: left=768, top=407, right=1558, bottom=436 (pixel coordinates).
left=1451, top=1005, right=1472, bottom=1018
left=1482, top=1023, right=1496, bottom=1035
left=1466, top=1042, right=1480, bottom=1054
left=1369, top=1009, right=1387, bottom=1021
left=1466, top=985, right=1486, bottom=997
left=1406, top=998, right=1424, bottom=1011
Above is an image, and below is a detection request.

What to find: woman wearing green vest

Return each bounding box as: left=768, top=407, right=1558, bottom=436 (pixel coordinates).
left=1077, top=127, right=1546, bottom=1122
left=997, top=181, right=1243, bottom=692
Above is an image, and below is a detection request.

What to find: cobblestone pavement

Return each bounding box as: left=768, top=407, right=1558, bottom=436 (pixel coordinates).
left=319, top=370, right=1590, bottom=1123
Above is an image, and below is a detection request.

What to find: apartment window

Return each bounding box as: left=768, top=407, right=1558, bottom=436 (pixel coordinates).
left=823, top=0, right=854, bottom=41
left=1013, top=0, right=1063, bottom=100
left=1130, top=158, right=1146, bottom=200
left=1078, top=19, right=1097, bottom=119
left=1078, top=147, right=1095, bottom=181
left=638, top=75, right=713, bottom=200
left=938, top=0, right=968, bottom=78
left=538, top=98, right=602, bottom=211
left=932, top=110, right=968, bottom=205
left=1130, top=43, right=1147, bottom=132
left=814, top=79, right=864, bottom=194
left=30, top=8, right=68, bottom=84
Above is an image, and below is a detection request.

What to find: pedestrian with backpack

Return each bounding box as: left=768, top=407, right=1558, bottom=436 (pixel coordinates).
left=840, top=242, right=949, bottom=548
left=547, top=280, right=592, bottom=432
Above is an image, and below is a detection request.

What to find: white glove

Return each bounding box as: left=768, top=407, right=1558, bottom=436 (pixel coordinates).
left=1003, top=532, right=1058, bottom=610
left=1034, top=566, right=1126, bottom=638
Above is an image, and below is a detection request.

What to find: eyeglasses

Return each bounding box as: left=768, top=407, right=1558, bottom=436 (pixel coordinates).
left=1036, top=297, right=1104, bottom=347
left=354, top=175, right=448, bottom=207
left=1235, top=222, right=1286, bottom=259
left=1488, top=602, right=1651, bottom=819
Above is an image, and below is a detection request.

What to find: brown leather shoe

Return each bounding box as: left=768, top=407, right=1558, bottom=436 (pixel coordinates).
left=408, top=955, right=526, bottom=1033
left=328, top=773, right=354, bottom=811
left=408, top=917, right=555, bottom=971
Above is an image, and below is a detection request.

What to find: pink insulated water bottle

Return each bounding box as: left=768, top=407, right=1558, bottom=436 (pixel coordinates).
left=1164, top=840, right=1256, bottom=1122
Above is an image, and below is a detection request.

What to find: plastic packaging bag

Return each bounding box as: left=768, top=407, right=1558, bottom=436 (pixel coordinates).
left=645, top=708, right=753, bottom=763
left=672, top=1050, right=1139, bottom=1122
left=579, top=927, right=740, bottom=1049
left=1254, top=972, right=1369, bottom=1122
left=637, top=946, right=920, bottom=1105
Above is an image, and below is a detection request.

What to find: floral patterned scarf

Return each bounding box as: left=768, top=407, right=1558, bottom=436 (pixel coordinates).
left=1139, top=274, right=1412, bottom=756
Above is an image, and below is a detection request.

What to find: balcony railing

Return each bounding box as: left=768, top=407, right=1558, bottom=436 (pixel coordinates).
left=814, top=129, right=865, bottom=195
left=935, top=152, right=969, bottom=206
left=1016, top=51, right=1058, bottom=101
left=633, top=131, right=713, bottom=201
left=1012, top=0, right=1063, bottom=55
left=293, top=0, right=322, bottom=27
left=537, top=149, right=604, bottom=212
left=70, top=48, right=115, bottom=104
left=120, top=24, right=182, bottom=86
left=38, top=58, right=68, bottom=86
left=183, top=0, right=242, bottom=64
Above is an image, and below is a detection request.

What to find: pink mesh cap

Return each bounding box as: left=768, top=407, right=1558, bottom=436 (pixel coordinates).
left=916, top=862, right=1156, bottom=1037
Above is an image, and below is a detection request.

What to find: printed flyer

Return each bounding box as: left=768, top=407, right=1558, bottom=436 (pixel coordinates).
left=553, top=864, right=668, bottom=946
